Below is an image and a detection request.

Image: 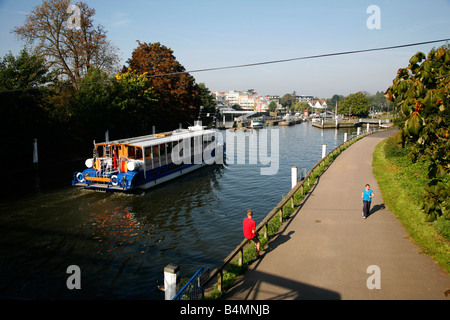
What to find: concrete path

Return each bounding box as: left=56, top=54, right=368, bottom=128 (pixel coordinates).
left=225, top=130, right=450, bottom=300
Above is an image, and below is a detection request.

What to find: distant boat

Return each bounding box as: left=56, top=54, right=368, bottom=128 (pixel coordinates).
left=279, top=114, right=295, bottom=126
left=250, top=118, right=264, bottom=129
left=72, top=122, right=225, bottom=192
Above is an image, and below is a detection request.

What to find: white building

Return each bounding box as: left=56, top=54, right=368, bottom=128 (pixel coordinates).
left=212, top=90, right=280, bottom=112
left=308, top=99, right=328, bottom=110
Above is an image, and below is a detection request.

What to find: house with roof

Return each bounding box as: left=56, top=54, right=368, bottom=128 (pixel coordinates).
left=308, top=99, right=328, bottom=110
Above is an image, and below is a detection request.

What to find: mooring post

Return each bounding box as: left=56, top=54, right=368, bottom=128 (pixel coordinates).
left=357, top=127, right=361, bottom=136
left=291, top=166, right=298, bottom=189
left=322, top=144, right=327, bottom=159
left=366, top=123, right=370, bottom=132
left=33, top=139, right=38, bottom=166
left=344, top=132, right=348, bottom=142
left=164, top=264, right=180, bottom=300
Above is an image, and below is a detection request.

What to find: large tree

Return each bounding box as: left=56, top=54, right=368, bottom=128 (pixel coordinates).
left=13, top=0, right=119, bottom=88
left=126, top=41, right=201, bottom=131
left=0, top=49, right=56, bottom=167
left=385, top=45, right=449, bottom=221
left=338, top=92, right=370, bottom=117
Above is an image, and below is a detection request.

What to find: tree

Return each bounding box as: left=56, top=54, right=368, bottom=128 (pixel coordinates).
left=0, top=48, right=56, bottom=167
left=291, top=101, right=309, bottom=112
left=126, top=41, right=201, bottom=131
left=268, top=101, right=277, bottom=113
left=385, top=45, right=449, bottom=221
left=327, top=94, right=344, bottom=109
left=369, top=91, right=388, bottom=112
left=280, top=93, right=296, bottom=109
left=197, top=83, right=216, bottom=126
left=338, top=92, right=370, bottom=117
left=13, top=0, right=119, bottom=88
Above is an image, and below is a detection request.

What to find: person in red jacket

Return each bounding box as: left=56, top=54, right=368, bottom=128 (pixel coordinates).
left=243, top=209, right=261, bottom=258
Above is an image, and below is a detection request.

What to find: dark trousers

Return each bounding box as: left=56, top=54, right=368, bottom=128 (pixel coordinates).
left=363, top=200, right=371, bottom=217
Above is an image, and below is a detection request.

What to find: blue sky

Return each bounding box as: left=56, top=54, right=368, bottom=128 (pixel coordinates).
left=1, top=0, right=449, bottom=97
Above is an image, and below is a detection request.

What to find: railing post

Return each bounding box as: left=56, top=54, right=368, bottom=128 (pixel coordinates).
left=217, top=269, right=223, bottom=293
left=264, top=223, right=268, bottom=240
left=291, top=166, right=298, bottom=189
left=238, top=248, right=243, bottom=267
left=279, top=208, right=283, bottom=223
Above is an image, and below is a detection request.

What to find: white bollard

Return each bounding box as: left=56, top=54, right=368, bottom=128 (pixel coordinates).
left=291, top=166, right=298, bottom=189
left=322, top=144, right=327, bottom=159
left=344, top=132, right=348, bottom=142
left=366, top=123, right=370, bottom=132
left=164, top=264, right=180, bottom=300
left=357, top=127, right=361, bottom=136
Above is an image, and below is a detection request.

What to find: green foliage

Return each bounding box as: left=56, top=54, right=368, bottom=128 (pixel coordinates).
left=338, top=92, right=371, bottom=117
left=0, top=48, right=57, bottom=166
left=385, top=45, right=450, bottom=221
left=373, top=137, right=450, bottom=272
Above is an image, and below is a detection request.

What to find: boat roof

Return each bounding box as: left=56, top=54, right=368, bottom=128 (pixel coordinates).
left=97, top=125, right=217, bottom=149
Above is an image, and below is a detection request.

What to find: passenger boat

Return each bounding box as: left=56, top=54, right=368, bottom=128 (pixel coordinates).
left=72, top=122, right=224, bottom=192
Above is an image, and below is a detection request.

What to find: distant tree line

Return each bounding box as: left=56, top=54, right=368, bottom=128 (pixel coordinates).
left=0, top=0, right=215, bottom=171
left=279, top=91, right=391, bottom=117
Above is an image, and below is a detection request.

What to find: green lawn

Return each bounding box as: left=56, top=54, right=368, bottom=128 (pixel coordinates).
left=372, top=132, right=450, bottom=274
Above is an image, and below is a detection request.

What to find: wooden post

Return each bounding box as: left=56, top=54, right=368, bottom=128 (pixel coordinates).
left=279, top=209, right=283, bottom=223
left=217, top=269, right=223, bottom=293
left=264, top=223, right=268, bottom=240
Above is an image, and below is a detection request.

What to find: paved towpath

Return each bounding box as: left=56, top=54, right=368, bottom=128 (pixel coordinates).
left=225, top=130, right=450, bottom=300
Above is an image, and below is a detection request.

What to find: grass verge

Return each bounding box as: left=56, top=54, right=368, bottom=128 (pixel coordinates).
left=372, top=132, right=450, bottom=274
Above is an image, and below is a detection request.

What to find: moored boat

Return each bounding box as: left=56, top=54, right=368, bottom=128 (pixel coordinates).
left=72, top=122, right=224, bottom=192
left=250, top=118, right=264, bottom=129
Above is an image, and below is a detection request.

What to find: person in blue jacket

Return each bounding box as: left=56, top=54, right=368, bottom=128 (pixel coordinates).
left=362, top=184, right=374, bottom=219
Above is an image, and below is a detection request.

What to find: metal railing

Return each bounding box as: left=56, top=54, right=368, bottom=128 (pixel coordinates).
left=201, top=127, right=388, bottom=294
left=173, top=266, right=209, bottom=300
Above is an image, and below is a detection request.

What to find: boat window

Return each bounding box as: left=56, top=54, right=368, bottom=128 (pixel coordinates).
left=145, top=147, right=152, bottom=159
left=96, top=145, right=104, bottom=158
left=160, top=144, right=166, bottom=156
left=127, top=145, right=135, bottom=159
left=136, top=147, right=143, bottom=160
left=152, top=146, right=159, bottom=158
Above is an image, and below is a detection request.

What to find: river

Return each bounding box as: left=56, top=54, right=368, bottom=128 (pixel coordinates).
left=0, top=122, right=358, bottom=300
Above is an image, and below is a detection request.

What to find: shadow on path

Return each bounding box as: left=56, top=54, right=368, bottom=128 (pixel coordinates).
left=224, top=268, right=341, bottom=300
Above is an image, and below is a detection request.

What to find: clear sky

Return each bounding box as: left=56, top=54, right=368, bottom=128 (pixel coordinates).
left=1, top=0, right=449, bottom=98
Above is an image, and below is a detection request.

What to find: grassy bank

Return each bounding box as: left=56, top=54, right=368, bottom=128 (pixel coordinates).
left=372, top=132, right=450, bottom=274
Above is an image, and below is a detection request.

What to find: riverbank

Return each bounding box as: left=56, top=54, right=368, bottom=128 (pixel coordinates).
left=372, top=132, right=450, bottom=274
left=222, top=129, right=450, bottom=300
left=205, top=129, right=384, bottom=299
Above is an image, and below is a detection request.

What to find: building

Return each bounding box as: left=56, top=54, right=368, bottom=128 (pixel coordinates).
left=308, top=99, right=328, bottom=110
left=296, top=95, right=314, bottom=102
left=212, top=90, right=281, bottom=112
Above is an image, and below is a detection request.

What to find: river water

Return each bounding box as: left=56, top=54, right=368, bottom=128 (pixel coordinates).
left=0, top=122, right=357, bottom=300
